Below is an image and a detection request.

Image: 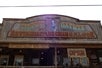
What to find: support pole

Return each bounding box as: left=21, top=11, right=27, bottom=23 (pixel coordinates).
left=55, top=47, right=57, bottom=68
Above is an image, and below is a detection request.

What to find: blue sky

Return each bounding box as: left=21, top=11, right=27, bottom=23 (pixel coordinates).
left=0, top=0, right=102, bottom=24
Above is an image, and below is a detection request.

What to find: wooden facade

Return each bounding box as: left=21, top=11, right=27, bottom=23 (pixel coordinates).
left=0, top=14, right=102, bottom=68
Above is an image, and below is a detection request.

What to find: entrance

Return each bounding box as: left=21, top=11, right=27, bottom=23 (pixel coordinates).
left=0, top=47, right=91, bottom=67
left=40, top=48, right=54, bottom=66
left=23, top=48, right=54, bottom=66
left=57, top=48, right=89, bottom=67
left=0, top=48, right=55, bottom=66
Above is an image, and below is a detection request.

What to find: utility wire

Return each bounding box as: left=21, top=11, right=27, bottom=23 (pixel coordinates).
left=0, top=4, right=102, bottom=7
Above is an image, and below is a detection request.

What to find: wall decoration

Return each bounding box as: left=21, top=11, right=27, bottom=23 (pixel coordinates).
left=67, top=48, right=86, bottom=57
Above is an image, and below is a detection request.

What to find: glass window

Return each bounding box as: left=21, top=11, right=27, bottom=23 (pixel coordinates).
left=57, top=48, right=67, bottom=66
left=72, top=57, right=80, bottom=66
left=32, top=58, right=39, bottom=65
left=14, top=55, right=23, bottom=66
left=63, top=57, right=71, bottom=66
left=99, top=57, right=102, bottom=62
left=0, top=55, right=9, bottom=66
left=80, top=57, right=89, bottom=66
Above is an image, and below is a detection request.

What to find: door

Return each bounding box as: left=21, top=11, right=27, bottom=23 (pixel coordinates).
left=40, top=48, right=54, bottom=66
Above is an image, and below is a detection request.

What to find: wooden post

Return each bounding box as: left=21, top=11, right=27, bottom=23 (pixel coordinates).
left=55, top=47, right=57, bottom=68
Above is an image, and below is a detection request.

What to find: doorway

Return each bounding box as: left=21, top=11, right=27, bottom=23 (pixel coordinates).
left=40, top=48, right=54, bottom=66
left=23, top=48, right=54, bottom=66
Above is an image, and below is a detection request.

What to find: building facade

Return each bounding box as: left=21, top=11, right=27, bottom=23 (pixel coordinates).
left=0, top=14, right=102, bottom=68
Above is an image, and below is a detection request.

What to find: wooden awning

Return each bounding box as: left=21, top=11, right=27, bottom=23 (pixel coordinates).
left=9, top=43, right=49, bottom=48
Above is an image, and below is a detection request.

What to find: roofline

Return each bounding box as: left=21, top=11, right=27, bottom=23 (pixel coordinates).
left=3, top=18, right=25, bottom=21
left=80, top=20, right=100, bottom=22
left=2, top=14, right=101, bottom=23
left=26, top=14, right=80, bottom=21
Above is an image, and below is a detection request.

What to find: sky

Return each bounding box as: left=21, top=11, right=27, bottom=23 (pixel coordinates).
left=0, top=0, right=102, bottom=24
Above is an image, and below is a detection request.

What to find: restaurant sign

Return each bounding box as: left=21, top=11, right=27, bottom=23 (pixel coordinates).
left=8, top=31, right=95, bottom=38
left=8, top=21, right=96, bottom=38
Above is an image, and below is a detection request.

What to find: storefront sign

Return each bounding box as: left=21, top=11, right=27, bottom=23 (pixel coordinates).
left=61, top=22, right=85, bottom=31
left=8, top=21, right=96, bottom=38
left=9, top=44, right=49, bottom=48
left=67, top=49, right=86, bottom=57
left=8, top=31, right=95, bottom=38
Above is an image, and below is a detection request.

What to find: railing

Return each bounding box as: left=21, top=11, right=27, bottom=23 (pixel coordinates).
left=0, top=65, right=102, bottom=68
left=0, top=66, right=62, bottom=68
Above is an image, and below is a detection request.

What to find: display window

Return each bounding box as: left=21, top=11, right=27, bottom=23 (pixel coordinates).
left=14, top=55, right=23, bottom=66
left=0, top=55, right=9, bottom=66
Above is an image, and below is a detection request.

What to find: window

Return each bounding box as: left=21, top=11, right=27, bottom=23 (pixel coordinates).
left=72, top=57, right=80, bottom=66
left=63, top=57, right=71, bottom=66
left=14, top=55, right=23, bottom=66
left=0, top=55, right=9, bottom=66
left=32, top=58, right=39, bottom=65
left=80, top=57, right=89, bottom=66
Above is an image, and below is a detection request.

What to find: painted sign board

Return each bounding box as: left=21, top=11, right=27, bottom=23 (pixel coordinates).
left=67, top=48, right=86, bottom=57
left=8, top=20, right=96, bottom=38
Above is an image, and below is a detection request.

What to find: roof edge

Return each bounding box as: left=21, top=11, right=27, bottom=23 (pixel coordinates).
left=3, top=18, right=25, bottom=21
left=26, top=14, right=79, bottom=21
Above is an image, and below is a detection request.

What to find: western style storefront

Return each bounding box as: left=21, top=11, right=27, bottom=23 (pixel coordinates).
left=0, top=14, right=102, bottom=68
